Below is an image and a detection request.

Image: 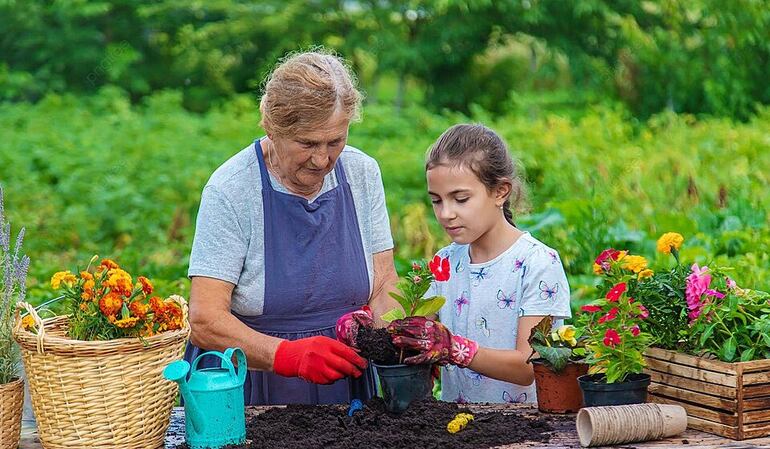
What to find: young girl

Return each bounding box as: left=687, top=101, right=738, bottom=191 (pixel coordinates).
left=388, top=124, right=571, bottom=404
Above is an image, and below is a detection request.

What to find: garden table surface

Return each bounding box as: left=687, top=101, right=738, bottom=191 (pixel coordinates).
left=19, top=403, right=770, bottom=448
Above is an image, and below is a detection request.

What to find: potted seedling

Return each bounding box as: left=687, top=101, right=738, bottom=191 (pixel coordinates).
left=527, top=316, right=587, bottom=413
left=357, top=256, right=448, bottom=413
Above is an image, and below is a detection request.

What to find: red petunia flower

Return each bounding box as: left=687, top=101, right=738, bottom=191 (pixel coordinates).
left=638, top=304, right=649, bottom=319
left=598, top=307, right=619, bottom=324
left=606, top=282, right=627, bottom=302
left=429, top=255, right=451, bottom=282
left=581, top=304, right=602, bottom=313
left=630, top=324, right=641, bottom=337
left=603, top=329, right=621, bottom=347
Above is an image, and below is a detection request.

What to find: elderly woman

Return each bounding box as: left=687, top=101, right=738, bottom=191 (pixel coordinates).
left=185, top=51, right=398, bottom=405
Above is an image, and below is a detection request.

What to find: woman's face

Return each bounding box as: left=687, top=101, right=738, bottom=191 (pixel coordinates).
left=268, top=111, right=350, bottom=195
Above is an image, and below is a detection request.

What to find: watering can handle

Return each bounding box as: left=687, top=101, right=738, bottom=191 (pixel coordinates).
left=223, top=347, right=247, bottom=384
left=191, top=348, right=246, bottom=383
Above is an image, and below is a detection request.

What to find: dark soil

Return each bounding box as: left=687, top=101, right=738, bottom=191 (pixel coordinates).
left=221, top=397, right=562, bottom=449
left=356, top=326, right=408, bottom=365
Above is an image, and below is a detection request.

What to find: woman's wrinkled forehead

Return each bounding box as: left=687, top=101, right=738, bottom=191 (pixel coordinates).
left=293, top=109, right=350, bottom=142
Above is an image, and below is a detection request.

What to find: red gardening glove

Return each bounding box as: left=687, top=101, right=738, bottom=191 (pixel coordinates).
left=335, top=306, right=375, bottom=348
left=273, top=336, right=368, bottom=384
left=387, top=317, right=478, bottom=367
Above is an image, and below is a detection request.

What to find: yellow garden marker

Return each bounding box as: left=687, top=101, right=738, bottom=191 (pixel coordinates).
left=447, top=413, right=474, bottom=433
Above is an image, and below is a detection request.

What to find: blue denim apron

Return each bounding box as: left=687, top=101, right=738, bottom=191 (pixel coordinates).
left=184, top=139, right=374, bottom=405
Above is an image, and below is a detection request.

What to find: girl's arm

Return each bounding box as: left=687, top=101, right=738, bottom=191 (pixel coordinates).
left=467, top=315, right=543, bottom=386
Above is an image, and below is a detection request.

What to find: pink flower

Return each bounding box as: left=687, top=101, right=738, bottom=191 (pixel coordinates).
left=630, top=325, right=640, bottom=337
left=412, top=275, right=423, bottom=284
left=606, top=283, right=627, bottom=302
left=686, top=263, right=712, bottom=322
left=594, top=248, right=623, bottom=273
left=726, top=277, right=737, bottom=290
left=412, top=262, right=422, bottom=271
left=638, top=304, right=649, bottom=319
left=603, top=329, right=621, bottom=347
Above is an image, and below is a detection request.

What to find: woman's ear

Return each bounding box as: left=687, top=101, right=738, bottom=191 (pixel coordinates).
left=494, top=181, right=512, bottom=208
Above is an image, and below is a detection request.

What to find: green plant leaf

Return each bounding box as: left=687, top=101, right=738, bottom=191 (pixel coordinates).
left=531, top=343, right=572, bottom=372
left=388, top=291, right=412, bottom=313
left=720, top=336, right=737, bottom=361
left=380, top=307, right=406, bottom=323
left=411, top=296, right=446, bottom=317
left=740, top=348, right=756, bottom=362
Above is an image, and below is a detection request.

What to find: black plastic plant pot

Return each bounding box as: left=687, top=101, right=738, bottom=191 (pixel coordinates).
left=578, top=373, right=651, bottom=407
left=372, top=362, right=432, bottom=414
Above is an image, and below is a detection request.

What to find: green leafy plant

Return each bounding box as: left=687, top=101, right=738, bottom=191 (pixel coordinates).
left=381, top=256, right=448, bottom=322
left=0, top=186, right=30, bottom=384
left=527, top=316, right=586, bottom=373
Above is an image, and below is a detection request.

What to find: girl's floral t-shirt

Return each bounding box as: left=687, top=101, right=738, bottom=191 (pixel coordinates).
left=432, top=232, right=572, bottom=404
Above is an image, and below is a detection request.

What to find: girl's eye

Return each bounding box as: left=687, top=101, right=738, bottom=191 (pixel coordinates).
left=456, top=198, right=469, bottom=203
left=431, top=198, right=442, bottom=204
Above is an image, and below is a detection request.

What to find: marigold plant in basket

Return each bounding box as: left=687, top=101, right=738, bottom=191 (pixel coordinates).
left=12, top=256, right=189, bottom=449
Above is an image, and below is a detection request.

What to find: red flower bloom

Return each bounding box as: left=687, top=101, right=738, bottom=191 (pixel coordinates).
left=429, top=255, right=451, bottom=282
left=606, top=283, right=627, bottom=302
left=638, top=304, right=649, bottom=319
left=603, top=329, right=621, bottom=347
left=412, top=262, right=422, bottom=271
left=595, top=248, right=623, bottom=265
left=630, top=325, right=641, bottom=337
left=598, top=307, right=619, bottom=324
left=581, top=304, right=602, bottom=313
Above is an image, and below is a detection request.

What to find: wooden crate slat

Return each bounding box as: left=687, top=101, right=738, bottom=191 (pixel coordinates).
left=645, top=357, right=737, bottom=387
left=649, top=393, right=738, bottom=426
left=736, top=358, right=770, bottom=373
left=744, top=409, right=770, bottom=425
left=743, top=385, right=770, bottom=401
left=645, top=347, right=737, bottom=374
left=646, top=370, right=737, bottom=399
left=744, top=372, right=770, bottom=385
left=648, top=383, right=737, bottom=412
left=742, top=422, right=770, bottom=439
left=686, top=415, right=739, bottom=440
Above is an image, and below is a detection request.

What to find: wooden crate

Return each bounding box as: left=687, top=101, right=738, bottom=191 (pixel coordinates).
left=644, top=347, right=770, bottom=440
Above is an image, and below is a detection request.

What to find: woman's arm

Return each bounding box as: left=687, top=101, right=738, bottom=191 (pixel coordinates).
left=188, top=276, right=284, bottom=371
left=467, top=315, right=543, bottom=386
left=367, top=249, right=400, bottom=327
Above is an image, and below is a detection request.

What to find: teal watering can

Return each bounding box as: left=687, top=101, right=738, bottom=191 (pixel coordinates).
left=163, top=347, right=247, bottom=449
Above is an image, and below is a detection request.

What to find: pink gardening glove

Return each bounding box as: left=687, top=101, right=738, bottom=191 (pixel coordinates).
left=335, top=306, right=375, bottom=349
left=387, top=317, right=478, bottom=367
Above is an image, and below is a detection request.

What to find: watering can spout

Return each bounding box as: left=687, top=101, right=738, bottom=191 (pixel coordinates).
left=163, top=360, right=205, bottom=434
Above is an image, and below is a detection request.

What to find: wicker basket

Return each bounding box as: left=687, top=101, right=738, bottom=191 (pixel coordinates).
left=12, top=296, right=190, bottom=449
left=0, top=377, right=24, bottom=449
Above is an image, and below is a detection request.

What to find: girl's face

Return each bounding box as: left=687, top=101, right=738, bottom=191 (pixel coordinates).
left=427, top=164, right=508, bottom=245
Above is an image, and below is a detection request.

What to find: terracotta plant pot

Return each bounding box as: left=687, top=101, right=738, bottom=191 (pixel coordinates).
left=532, top=361, right=588, bottom=413
left=0, top=378, right=24, bottom=449
left=578, top=373, right=651, bottom=407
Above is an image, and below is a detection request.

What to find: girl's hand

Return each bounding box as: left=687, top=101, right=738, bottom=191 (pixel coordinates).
left=335, top=306, right=374, bottom=348
left=387, top=317, right=478, bottom=367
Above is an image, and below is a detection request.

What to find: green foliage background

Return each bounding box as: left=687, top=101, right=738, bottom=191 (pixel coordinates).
left=1, top=0, right=769, bottom=311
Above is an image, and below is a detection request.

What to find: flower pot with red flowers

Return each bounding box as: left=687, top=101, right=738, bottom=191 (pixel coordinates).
left=356, top=257, right=449, bottom=413
left=577, top=277, right=653, bottom=407
left=527, top=316, right=588, bottom=413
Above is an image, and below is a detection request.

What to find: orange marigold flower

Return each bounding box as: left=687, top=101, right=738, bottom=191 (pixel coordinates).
left=137, top=276, right=153, bottom=295
left=21, top=315, right=36, bottom=331
left=105, top=268, right=133, bottom=296
left=79, top=302, right=89, bottom=311
left=129, top=300, right=150, bottom=319
left=99, top=292, right=123, bottom=316
left=80, top=271, right=94, bottom=281
left=114, top=316, right=140, bottom=328
left=149, top=296, right=165, bottom=315
left=140, top=322, right=156, bottom=337
left=100, top=259, right=120, bottom=270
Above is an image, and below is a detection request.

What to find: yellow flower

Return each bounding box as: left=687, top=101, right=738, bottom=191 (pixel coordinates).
left=557, top=325, right=577, bottom=347
left=447, top=413, right=474, bottom=434
left=592, top=263, right=604, bottom=275
left=50, top=271, right=77, bottom=289
left=657, top=232, right=684, bottom=254
left=637, top=269, right=654, bottom=280
left=114, top=316, right=140, bottom=328
left=105, top=268, right=133, bottom=296
left=621, top=255, right=648, bottom=273
left=21, top=315, right=36, bottom=331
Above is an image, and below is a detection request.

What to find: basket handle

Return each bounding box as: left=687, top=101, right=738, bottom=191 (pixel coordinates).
left=167, top=294, right=190, bottom=329
left=14, top=301, right=47, bottom=355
